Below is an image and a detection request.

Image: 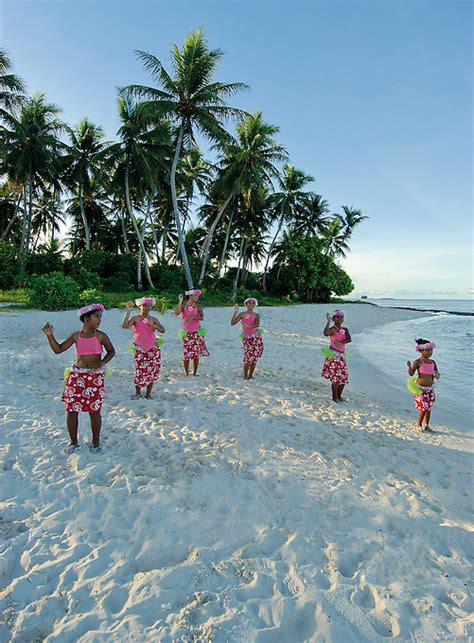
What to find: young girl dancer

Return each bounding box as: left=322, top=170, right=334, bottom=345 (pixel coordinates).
left=122, top=296, right=166, bottom=399
left=175, top=289, right=209, bottom=376
left=231, top=297, right=264, bottom=380
left=407, top=338, right=440, bottom=432
left=42, top=303, right=115, bottom=453
left=322, top=309, right=351, bottom=402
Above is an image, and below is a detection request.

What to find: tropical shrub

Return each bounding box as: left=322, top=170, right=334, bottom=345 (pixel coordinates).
left=79, top=288, right=113, bottom=309
left=29, top=272, right=81, bottom=310
left=268, top=234, right=354, bottom=302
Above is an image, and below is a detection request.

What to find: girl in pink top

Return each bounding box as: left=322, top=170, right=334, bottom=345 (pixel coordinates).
left=42, top=303, right=115, bottom=453
left=231, top=297, right=264, bottom=380
left=322, top=309, right=352, bottom=402
left=407, top=338, right=440, bottom=432
left=175, top=289, right=209, bottom=376
left=122, top=296, right=166, bottom=399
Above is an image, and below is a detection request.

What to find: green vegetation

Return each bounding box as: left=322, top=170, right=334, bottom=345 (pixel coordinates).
left=0, top=35, right=367, bottom=310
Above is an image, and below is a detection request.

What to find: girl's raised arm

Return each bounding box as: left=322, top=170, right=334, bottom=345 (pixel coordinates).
left=42, top=324, right=76, bottom=354
left=175, top=294, right=184, bottom=316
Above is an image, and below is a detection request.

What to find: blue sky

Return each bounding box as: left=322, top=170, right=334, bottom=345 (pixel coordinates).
left=2, top=0, right=472, bottom=298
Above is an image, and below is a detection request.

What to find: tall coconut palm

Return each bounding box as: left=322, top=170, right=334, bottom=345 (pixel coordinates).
left=1, top=93, right=65, bottom=254
left=262, top=164, right=314, bottom=291
left=336, top=205, right=368, bottom=239
left=322, top=218, right=350, bottom=258
left=106, top=88, right=171, bottom=288
left=0, top=48, right=26, bottom=118
left=126, top=29, right=248, bottom=288
left=64, top=118, right=106, bottom=250
left=198, top=111, right=287, bottom=284
left=292, top=193, right=330, bottom=237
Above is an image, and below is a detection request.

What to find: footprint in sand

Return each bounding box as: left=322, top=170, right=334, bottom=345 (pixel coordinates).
left=368, top=607, right=401, bottom=638
left=351, top=584, right=376, bottom=609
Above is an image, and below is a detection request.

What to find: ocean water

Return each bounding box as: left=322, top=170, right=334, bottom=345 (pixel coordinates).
left=355, top=306, right=473, bottom=432
left=365, top=299, right=473, bottom=315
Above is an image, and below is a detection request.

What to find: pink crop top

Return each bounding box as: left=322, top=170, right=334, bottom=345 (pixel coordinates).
left=182, top=305, right=201, bottom=333
left=75, top=331, right=102, bottom=356
left=242, top=312, right=258, bottom=338
left=330, top=327, right=347, bottom=353
left=132, top=316, right=156, bottom=351
left=418, top=359, right=435, bottom=375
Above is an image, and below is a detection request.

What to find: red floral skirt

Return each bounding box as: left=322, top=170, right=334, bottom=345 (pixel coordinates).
left=321, top=354, right=349, bottom=385
left=243, top=334, right=264, bottom=365
left=414, top=386, right=435, bottom=411
left=182, top=332, right=209, bottom=361
left=134, top=344, right=161, bottom=386
left=62, top=366, right=105, bottom=413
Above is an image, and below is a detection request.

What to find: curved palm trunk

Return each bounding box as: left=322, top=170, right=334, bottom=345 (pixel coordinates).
left=79, top=187, right=91, bottom=251
left=217, top=209, right=234, bottom=276
left=198, top=192, right=233, bottom=285
left=231, top=235, right=245, bottom=301
left=120, top=211, right=130, bottom=253
left=2, top=195, right=22, bottom=240
left=170, top=124, right=193, bottom=289
left=161, top=223, right=168, bottom=262
left=125, top=163, right=155, bottom=289
left=24, top=164, right=33, bottom=254
left=137, top=245, right=143, bottom=291
left=262, top=215, right=284, bottom=293
left=20, top=186, right=28, bottom=254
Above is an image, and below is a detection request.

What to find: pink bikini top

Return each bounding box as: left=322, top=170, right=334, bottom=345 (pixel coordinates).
left=182, top=305, right=201, bottom=333
left=133, top=316, right=156, bottom=351
left=418, top=358, right=435, bottom=375
left=330, top=327, right=346, bottom=353
left=242, top=312, right=258, bottom=338
left=75, top=331, right=102, bottom=356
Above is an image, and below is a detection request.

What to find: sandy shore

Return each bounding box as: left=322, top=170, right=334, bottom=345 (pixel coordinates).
left=0, top=304, right=472, bottom=641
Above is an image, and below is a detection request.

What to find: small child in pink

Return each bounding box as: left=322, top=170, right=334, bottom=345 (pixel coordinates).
left=174, top=290, right=209, bottom=376
left=322, top=309, right=352, bottom=402
left=407, top=338, right=440, bottom=432
left=122, top=297, right=166, bottom=399
left=231, top=297, right=264, bottom=380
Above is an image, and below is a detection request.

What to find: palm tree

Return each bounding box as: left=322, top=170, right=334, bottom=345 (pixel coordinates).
left=106, top=88, right=171, bottom=289
left=336, top=205, right=368, bottom=238
left=0, top=48, right=26, bottom=118
left=292, top=193, right=330, bottom=236
left=262, top=164, right=313, bottom=291
left=126, top=29, right=248, bottom=288
left=322, top=218, right=350, bottom=258
left=64, top=118, right=106, bottom=250
left=1, top=93, right=65, bottom=254
left=181, top=147, right=213, bottom=227
left=198, top=111, right=287, bottom=284
left=30, top=187, right=65, bottom=248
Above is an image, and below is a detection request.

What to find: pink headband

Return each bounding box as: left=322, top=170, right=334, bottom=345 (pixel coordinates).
left=185, top=289, right=202, bottom=296
left=415, top=342, right=436, bottom=352
left=135, top=296, right=155, bottom=306
left=333, top=309, right=346, bottom=319
left=78, top=303, right=104, bottom=317
left=244, top=297, right=258, bottom=306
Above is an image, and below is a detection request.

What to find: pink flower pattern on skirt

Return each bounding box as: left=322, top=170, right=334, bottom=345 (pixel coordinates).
left=321, top=355, right=349, bottom=385
left=63, top=367, right=105, bottom=413
left=243, top=334, right=264, bottom=365
left=134, top=345, right=161, bottom=386
left=414, top=388, right=435, bottom=411
left=182, top=332, right=209, bottom=360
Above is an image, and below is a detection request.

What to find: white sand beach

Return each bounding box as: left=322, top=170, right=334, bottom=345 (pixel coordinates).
left=0, top=304, right=472, bottom=641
